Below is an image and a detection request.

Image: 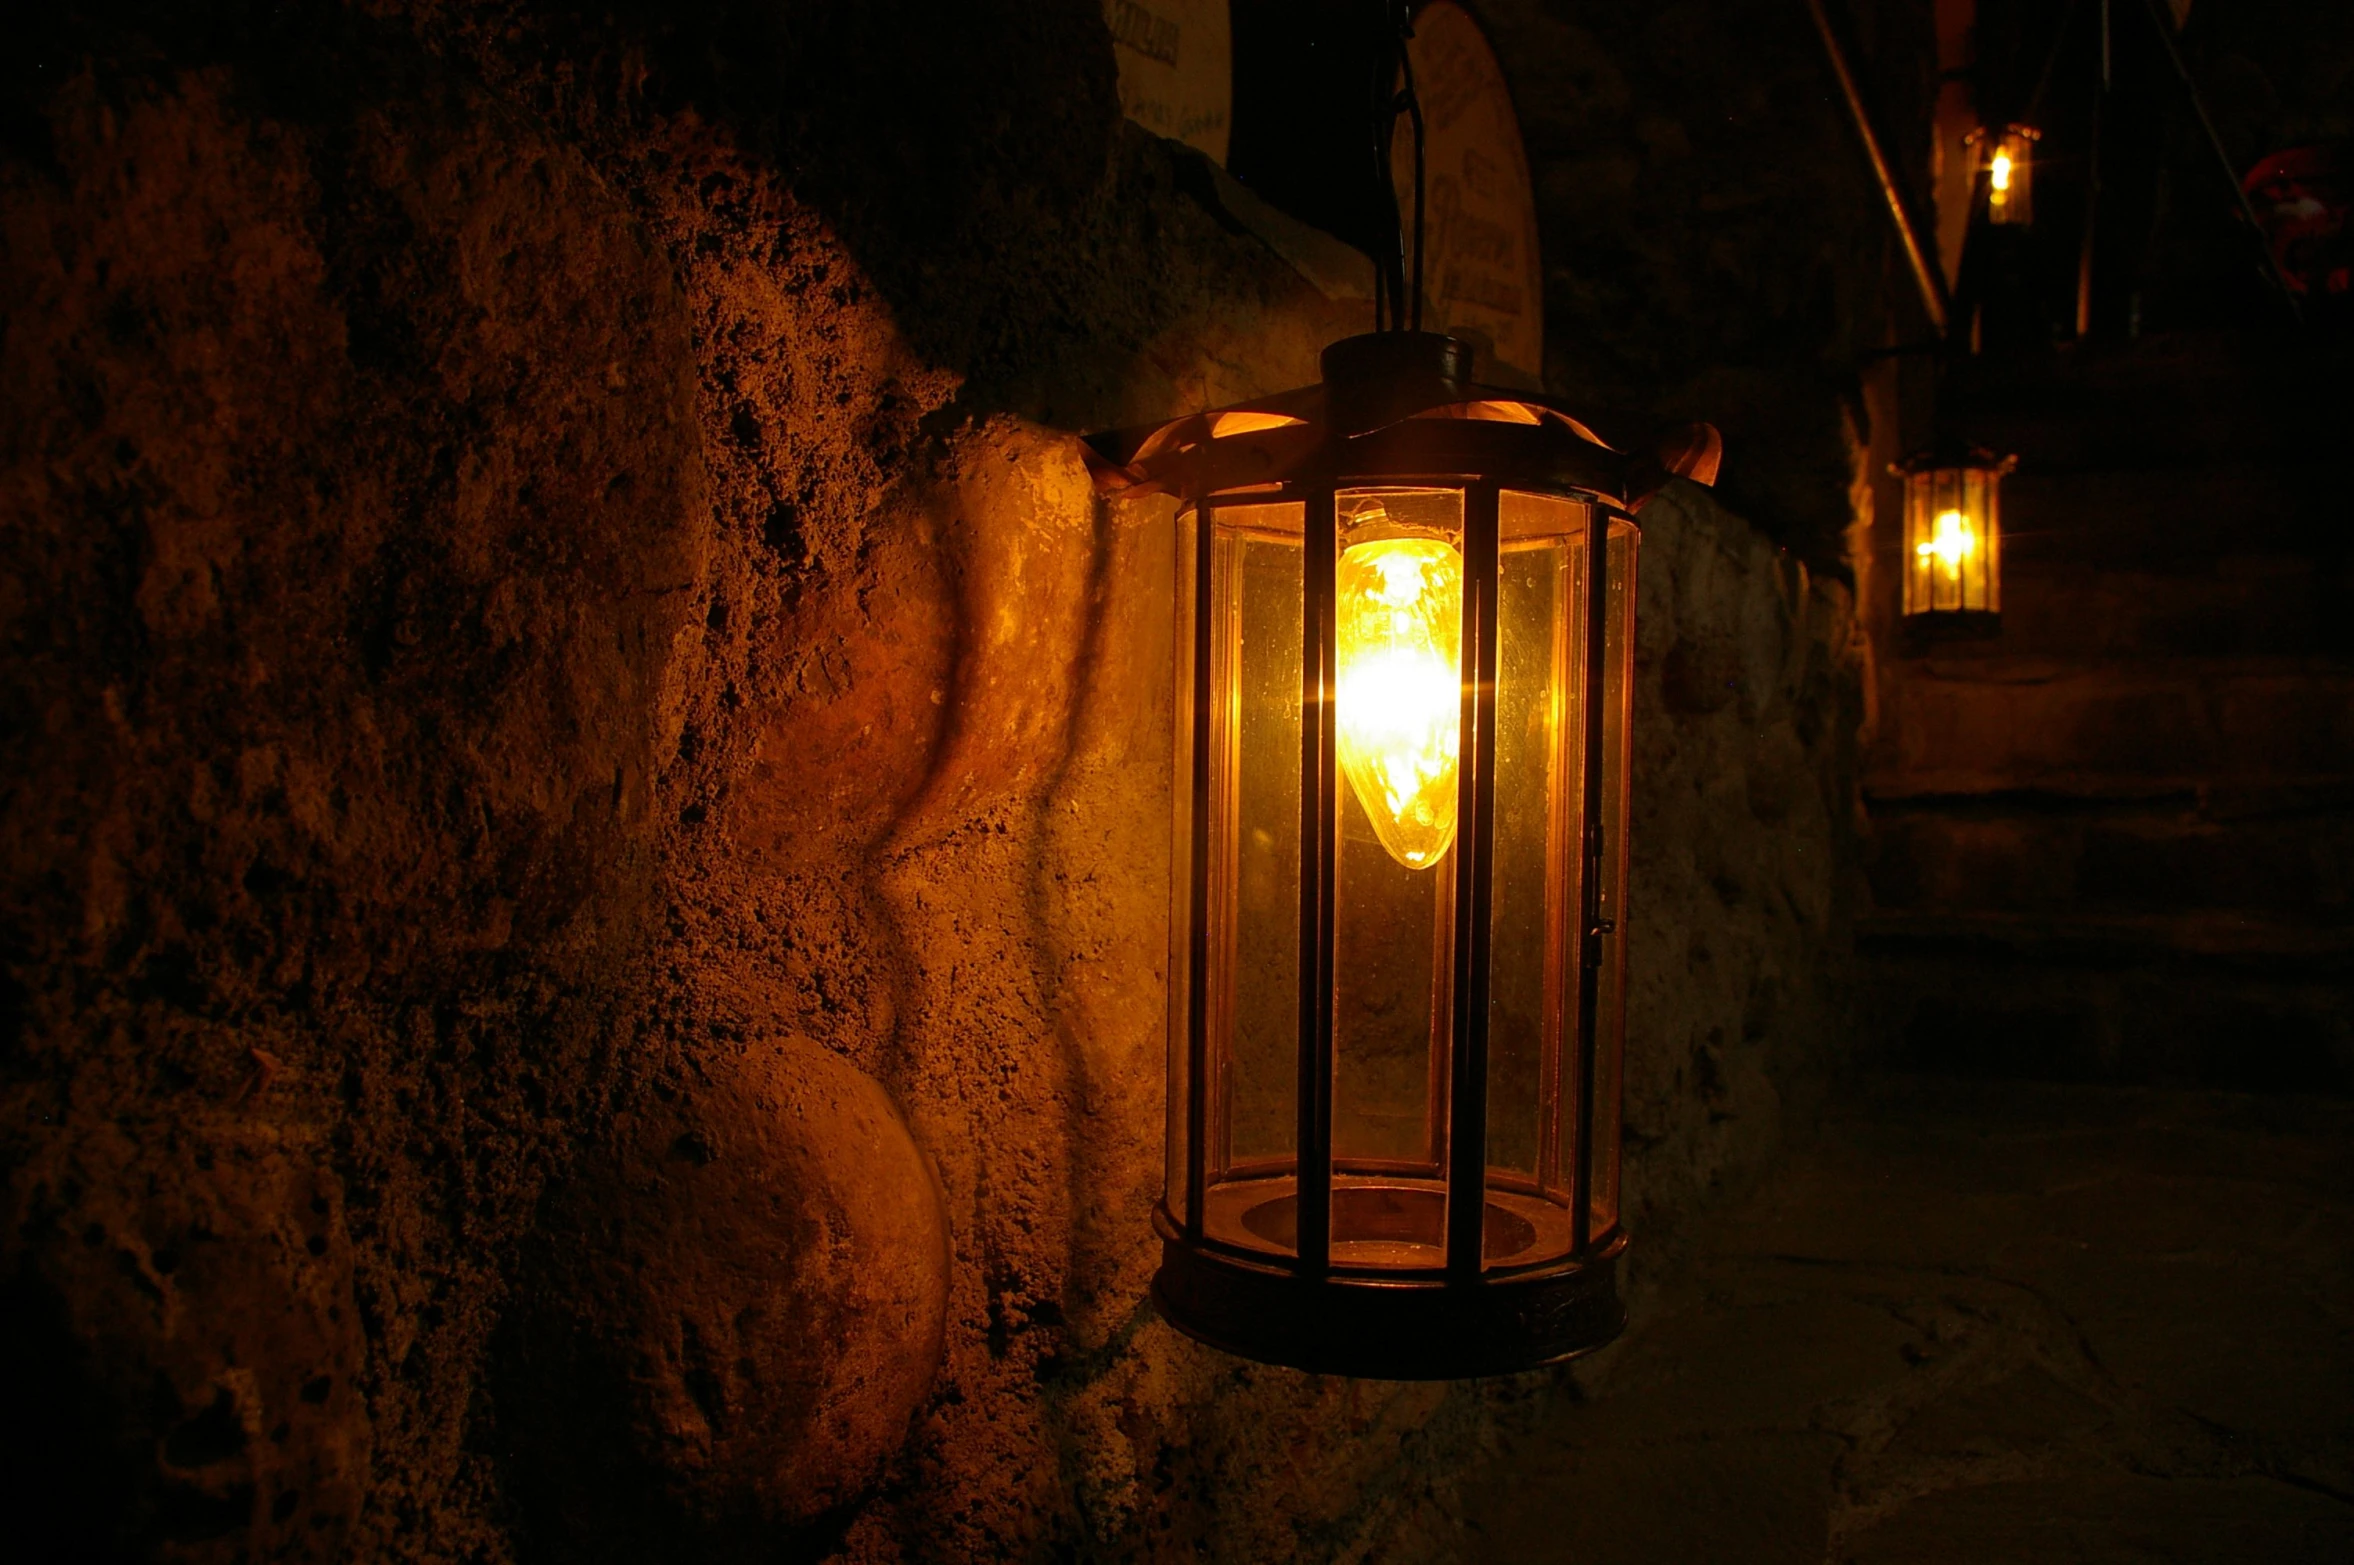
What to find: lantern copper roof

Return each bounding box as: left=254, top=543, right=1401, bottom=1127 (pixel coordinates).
left=1082, top=332, right=1724, bottom=510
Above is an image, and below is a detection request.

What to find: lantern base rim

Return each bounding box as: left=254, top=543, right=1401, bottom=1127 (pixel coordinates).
left=1900, top=609, right=2003, bottom=648
left=1149, top=1228, right=1628, bottom=1380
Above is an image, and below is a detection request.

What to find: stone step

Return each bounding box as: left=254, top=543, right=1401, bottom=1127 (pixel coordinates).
left=1943, top=332, right=2354, bottom=475
left=1862, top=908, right=2354, bottom=970
left=1981, top=554, right=2349, bottom=662
left=1998, top=463, right=2342, bottom=565
left=1868, top=794, right=2354, bottom=917
left=1869, top=658, right=2354, bottom=792
left=1870, top=330, right=2354, bottom=1094
left=1861, top=910, right=2354, bottom=1092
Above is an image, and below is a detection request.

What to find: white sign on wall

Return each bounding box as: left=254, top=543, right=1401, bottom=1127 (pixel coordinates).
left=1104, top=0, right=1232, bottom=166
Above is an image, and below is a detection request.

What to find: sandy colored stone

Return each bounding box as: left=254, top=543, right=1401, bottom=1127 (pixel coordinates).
left=0, top=27, right=702, bottom=1561
left=1, top=1115, right=369, bottom=1562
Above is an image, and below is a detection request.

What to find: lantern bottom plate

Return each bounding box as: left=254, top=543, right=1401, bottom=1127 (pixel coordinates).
left=1899, top=609, right=2002, bottom=646
left=1150, top=1227, right=1628, bottom=1380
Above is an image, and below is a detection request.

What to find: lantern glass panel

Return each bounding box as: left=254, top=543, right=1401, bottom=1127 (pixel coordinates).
left=1586, top=517, right=1638, bottom=1237
left=1330, top=486, right=1464, bottom=1267
left=1487, top=492, right=1588, bottom=1207
left=1197, top=499, right=1307, bottom=1256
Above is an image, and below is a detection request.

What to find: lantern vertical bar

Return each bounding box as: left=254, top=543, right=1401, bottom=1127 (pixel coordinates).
left=1920, top=473, right=1935, bottom=615
left=1967, top=468, right=1985, bottom=612
left=1184, top=503, right=1215, bottom=1240
left=1446, top=483, right=1502, bottom=1277
left=1929, top=471, right=1946, bottom=611
left=1949, top=469, right=1965, bottom=612
left=1570, top=504, right=1611, bottom=1255
left=1908, top=474, right=1928, bottom=616
left=1297, top=484, right=1337, bottom=1274
left=1951, top=470, right=1968, bottom=612
left=1424, top=862, right=1456, bottom=1176
left=1987, top=468, right=2004, bottom=614
left=1947, top=469, right=1966, bottom=612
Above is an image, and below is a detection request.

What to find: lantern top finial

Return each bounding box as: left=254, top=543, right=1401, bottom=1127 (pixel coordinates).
left=1319, top=330, right=1469, bottom=388
left=1891, top=440, right=2018, bottom=478
left=1318, top=331, right=1473, bottom=436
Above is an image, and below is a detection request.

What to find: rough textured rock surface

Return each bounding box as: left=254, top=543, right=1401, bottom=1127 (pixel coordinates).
left=3, top=1115, right=372, bottom=1561
left=2, top=4, right=1870, bottom=1561
left=0, top=30, right=701, bottom=1561
left=499, top=1033, right=949, bottom=1562
left=1620, top=482, right=1866, bottom=1258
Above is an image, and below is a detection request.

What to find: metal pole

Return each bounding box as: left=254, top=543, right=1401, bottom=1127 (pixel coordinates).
left=1569, top=511, right=1610, bottom=1255
left=1183, top=508, right=1214, bottom=1239
left=2077, top=0, right=2108, bottom=337
left=1445, top=484, right=1500, bottom=1278
left=1297, top=486, right=1337, bottom=1275
left=1804, top=0, right=1952, bottom=337
left=2023, top=0, right=2082, bottom=127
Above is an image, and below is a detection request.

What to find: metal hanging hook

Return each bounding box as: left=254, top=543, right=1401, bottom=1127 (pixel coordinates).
left=1371, top=0, right=1428, bottom=333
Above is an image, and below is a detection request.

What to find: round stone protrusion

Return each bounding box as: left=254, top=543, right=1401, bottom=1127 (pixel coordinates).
left=499, top=1035, right=949, bottom=1557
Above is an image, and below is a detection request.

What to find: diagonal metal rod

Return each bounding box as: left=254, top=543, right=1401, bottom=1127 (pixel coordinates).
left=2078, top=0, right=2108, bottom=337
left=1804, top=0, right=1951, bottom=337
left=2135, top=0, right=2304, bottom=327
left=2022, top=0, right=2082, bottom=128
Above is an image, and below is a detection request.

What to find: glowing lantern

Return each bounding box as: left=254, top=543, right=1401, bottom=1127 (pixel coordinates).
left=1971, top=124, right=2040, bottom=227
left=1897, top=444, right=2016, bottom=621
left=1085, top=331, right=1719, bottom=1376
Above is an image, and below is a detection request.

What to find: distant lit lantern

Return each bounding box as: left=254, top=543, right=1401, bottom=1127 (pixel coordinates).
left=1896, top=444, right=2016, bottom=622
left=1085, top=332, right=1719, bottom=1376
left=1970, top=124, right=2040, bottom=227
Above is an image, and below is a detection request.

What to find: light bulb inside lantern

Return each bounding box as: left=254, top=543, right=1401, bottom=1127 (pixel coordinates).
left=1336, top=534, right=1464, bottom=871
left=1989, top=150, right=2013, bottom=194
left=1917, top=508, right=1976, bottom=579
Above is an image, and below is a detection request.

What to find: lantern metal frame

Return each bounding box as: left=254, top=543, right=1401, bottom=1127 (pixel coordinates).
left=1088, top=331, right=1717, bottom=1378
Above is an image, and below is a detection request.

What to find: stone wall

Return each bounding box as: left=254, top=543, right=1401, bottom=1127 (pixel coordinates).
left=1, top=4, right=1866, bottom=1560
left=1620, top=482, right=1868, bottom=1258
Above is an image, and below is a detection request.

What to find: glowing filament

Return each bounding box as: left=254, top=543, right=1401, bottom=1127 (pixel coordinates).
left=1336, top=536, right=1463, bottom=870
left=1989, top=151, right=2013, bottom=194
left=1917, top=509, right=1977, bottom=579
